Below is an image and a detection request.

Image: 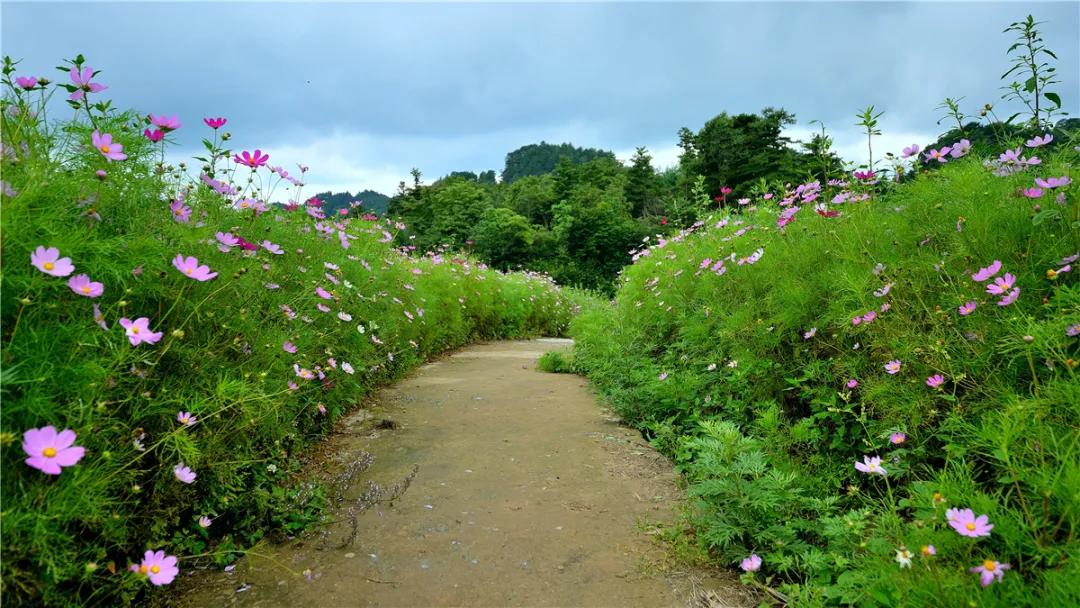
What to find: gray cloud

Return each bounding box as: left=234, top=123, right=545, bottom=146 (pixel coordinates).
left=3, top=1, right=1077, bottom=194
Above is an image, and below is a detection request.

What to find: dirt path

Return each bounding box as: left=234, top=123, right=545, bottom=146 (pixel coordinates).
left=178, top=339, right=748, bottom=607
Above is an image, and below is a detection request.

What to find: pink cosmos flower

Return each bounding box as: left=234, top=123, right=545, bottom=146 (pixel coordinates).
left=317, top=403, right=328, bottom=415
left=1067, top=324, right=1080, bottom=337
left=172, top=254, right=218, bottom=281
left=1025, top=133, right=1053, bottom=148
left=15, top=75, right=38, bottom=90
left=261, top=240, right=283, bottom=255
left=959, top=301, right=978, bottom=316
left=170, top=199, right=191, bottom=223
left=177, top=411, right=197, bottom=427
left=315, top=286, right=334, bottom=300
left=235, top=149, right=269, bottom=168
left=862, top=311, right=877, bottom=324
left=342, top=362, right=355, bottom=374
left=971, top=260, right=1002, bottom=282
left=740, top=554, right=762, bottom=572
left=658, top=372, right=669, bottom=381
left=803, top=327, right=817, bottom=339
left=283, top=341, right=297, bottom=354
left=970, top=559, right=1010, bottom=587
left=22, top=426, right=85, bottom=475
left=173, top=463, right=197, bottom=484
left=337, top=311, right=353, bottom=322
left=1035, top=176, right=1072, bottom=189
left=846, top=379, right=858, bottom=389
left=997, top=287, right=1020, bottom=306
left=924, top=147, right=951, bottom=163
left=150, top=114, right=181, bottom=131
left=920, top=545, right=936, bottom=558
left=144, top=128, right=164, bottom=143
left=884, top=360, right=902, bottom=374
left=316, top=303, right=331, bottom=313
left=855, top=455, right=887, bottom=476
left=950, top=139, right=971, bottom=158
left=926, top=374, right=945, bottom=388
left=119, top=317, right=163, bottom=346
left=889, top=432, right=906, bottom=445
left=203, top=117, right=227, bottom=129
left=136, top=550, right=180, bottom=586
left=215, top=231, right=239, bottom=251
left=1021, top=187, right=1044, bottom=199
left=31, top=245, right=75, bottom=277
left=67, top=273, right=104, bottom=298
left=199, top=516, right=212, bottom=528
left=901, top=144, right=920, bottom=159
left=986, top=273, right=1016, bottom=295
left=947, top=508, right=993, bottom=537
left=91, top=130, right=127, bottom=162
left=93, top=303, right=109, bottom=330
left=69, top=66, right=106, bottom=101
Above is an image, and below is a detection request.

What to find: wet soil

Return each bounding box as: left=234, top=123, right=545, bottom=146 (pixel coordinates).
left=177, top=339, right=750, bottom=608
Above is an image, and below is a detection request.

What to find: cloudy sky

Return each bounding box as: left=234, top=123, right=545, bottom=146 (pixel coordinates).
left=3, top=1, right=1077, bottom=195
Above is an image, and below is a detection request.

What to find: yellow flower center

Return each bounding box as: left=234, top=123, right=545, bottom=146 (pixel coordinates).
left=151, top=565, right=161, bottom=574
left=42, top=447, right=57, bottom=458
left=185, top=267, right=194, bottom=274
left=43, top=262, right=55, bottom=270
left=139, top=564, right=148, bottom=574
left=868, top=463, right=877, bottom=470
left=81, top=286, right=91, bottom=294
left=921, top=546, right=932, bottom=556
left=99, top=144, right=110, bottom=153
left=1047, top=269, right=1058, bottom=279
left=983, top=560, right=996, bottom=571
left=180, top=416, right=189, bottom=424
left=132, top=327, right=140, bottom=334
left=966, top=522, right=977, bottom=531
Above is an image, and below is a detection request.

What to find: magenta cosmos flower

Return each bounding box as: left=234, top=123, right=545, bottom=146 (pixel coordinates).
left=143, top=128, right=164, bottom=143
left=16, top=76, right=39, bottom=90
left=855, top=455, right=887, bottom=476
left=204, top=117, right=227, bottom=129
left=172, top=255, right=218, bottom=281
left=926, top=374, right=945, bottom=388
left=884, top=360, right=902, bottom=374
left=69, top=66, right=106, bottom=101
left=971, top=260, right=1001, bottom=282
left=1035, top=176, right=1072, bottom=189
left=173, top=463, right=197, bottom=484
left=970, top=559, right=1010, bottom=587
left=315, top=286, right=334, bottom=300
left=959, top=301, right=978, bottom=316
left=31, top=246, right=75, bottom=277
left=150, top=114, right=181, bottom=131
left=986, top=273, right=1016, bottom=295
left=740, top=554, right=762, bottom=572
left=846, top=379, right=858, bottom=389
left=1025, top=133, right=1053, bottom=148
left=947, top=507, right=993, bottom=537
left=119, top=317, right=163, bottom=346
left=135, top=550, right=180, bottom=586
left=234, top=149, right=269, bottom=168
left=91, top=130, right=127, bottom=162
left=1021, top=187, right=1044, bottom=199
left=23, top=426, right=85, bottom=475
left=997, top=287, right=1020, bottom=306
left=283, top=341, right=297, bottom=354
left=68, top=274, right=104, bottom=298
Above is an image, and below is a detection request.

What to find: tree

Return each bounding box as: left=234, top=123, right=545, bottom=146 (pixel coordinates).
left=625, top=146, right=658, bottom=217
left=471, top=207, right=534, bottom=270
left=501, top=141, right=616, bottom=184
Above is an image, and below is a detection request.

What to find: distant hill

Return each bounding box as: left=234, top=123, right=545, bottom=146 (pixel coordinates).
left=312, top=190, right=391, bottom=216
left=501, top=142, right=616, bottom=184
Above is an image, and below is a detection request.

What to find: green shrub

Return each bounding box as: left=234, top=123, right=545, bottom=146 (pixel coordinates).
left=0, top=58, right=591, bottom=606
left=536, top=350, right=574, bottom=373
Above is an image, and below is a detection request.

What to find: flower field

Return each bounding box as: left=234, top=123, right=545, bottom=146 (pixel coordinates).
left=0, top=57, right=584, bottom=606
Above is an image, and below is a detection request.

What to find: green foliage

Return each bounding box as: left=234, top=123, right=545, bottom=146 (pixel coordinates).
left=313, top=189, right=391, bottom=216
left=572, top=146, right=1080, bottom=605
left=501, top=141, right=616, bottom=184
left=535, top=351, right=574, bottom=374
left=0, top=70, right=591, bottom=606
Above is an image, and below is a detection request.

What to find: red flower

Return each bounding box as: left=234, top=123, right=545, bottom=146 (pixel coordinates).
left=203, top=117, right=227, bottom=129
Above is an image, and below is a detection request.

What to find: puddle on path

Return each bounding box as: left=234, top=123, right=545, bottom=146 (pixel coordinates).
left=177, top=340, right=751, bottom=607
